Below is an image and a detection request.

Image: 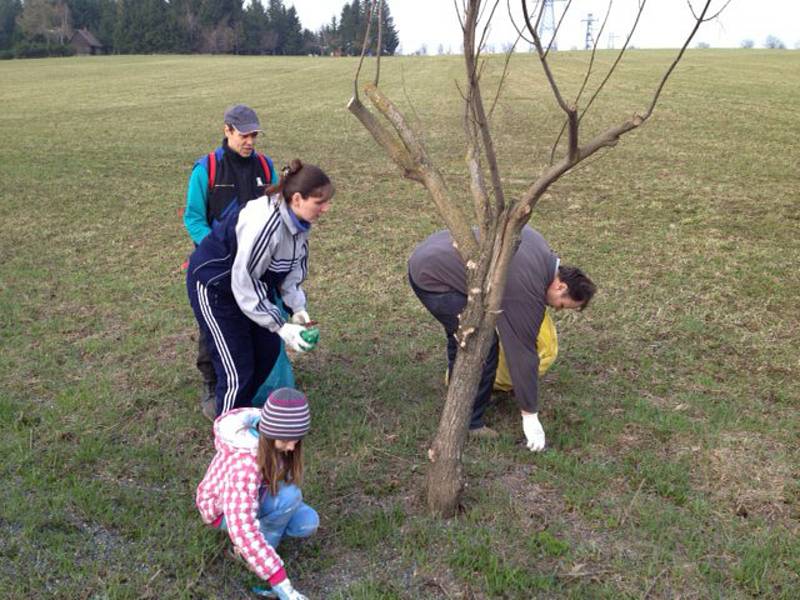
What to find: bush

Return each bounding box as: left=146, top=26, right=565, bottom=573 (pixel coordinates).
left=14, top=41, right=49, bottom=58
left=13, top=41, right=75, bottom=59
left=0, top=50, right=14, bottom=60
left=50, top=44, right=76, bottom=57
left=765, top=35, right=786, bottom=49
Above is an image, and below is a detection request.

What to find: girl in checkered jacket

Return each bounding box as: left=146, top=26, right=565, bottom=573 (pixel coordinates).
left=196, top=388, right=316, bottom=600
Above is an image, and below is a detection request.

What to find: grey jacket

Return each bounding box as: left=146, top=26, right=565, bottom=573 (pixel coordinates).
left=408, top=226, right=558, bottom=413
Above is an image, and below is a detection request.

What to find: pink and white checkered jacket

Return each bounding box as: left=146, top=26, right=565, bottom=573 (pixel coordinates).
left=196, top=408, right=286, bottom=584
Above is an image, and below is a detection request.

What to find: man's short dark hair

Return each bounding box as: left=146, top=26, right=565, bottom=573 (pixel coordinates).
left=559, top=265, right=597, bottom=311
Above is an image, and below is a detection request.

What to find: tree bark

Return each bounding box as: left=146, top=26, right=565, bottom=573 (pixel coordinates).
left=425, top=302, right=496, bottom=516
left=425, top=216, right=524, bottom=516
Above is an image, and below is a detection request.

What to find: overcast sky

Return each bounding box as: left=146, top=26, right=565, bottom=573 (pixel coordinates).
left=284, top=0, right=800, bottom=52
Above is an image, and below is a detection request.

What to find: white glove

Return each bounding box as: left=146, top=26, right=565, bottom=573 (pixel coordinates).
left=522, top=413, right=546, bottom=452
left=278, top=323, right=311, bottom=352
left=290, top=310, right=311, bottom=325
left=271, top=578, right=308, bottom=600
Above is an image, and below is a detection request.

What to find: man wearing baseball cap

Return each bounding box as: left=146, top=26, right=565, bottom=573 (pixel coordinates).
left=183, top=104, right=280, bottom=420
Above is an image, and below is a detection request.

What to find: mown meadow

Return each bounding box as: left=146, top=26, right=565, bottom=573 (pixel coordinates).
left=0, top=49, right=798, bottom=598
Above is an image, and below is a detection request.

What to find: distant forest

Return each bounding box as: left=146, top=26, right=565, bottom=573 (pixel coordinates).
left=0, top=0, right=399, bottom=58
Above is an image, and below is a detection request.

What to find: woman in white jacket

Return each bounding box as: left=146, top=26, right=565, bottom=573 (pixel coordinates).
left=187, top=160, right=333, bottom=418
left=196, top=387, right=316, bottom=600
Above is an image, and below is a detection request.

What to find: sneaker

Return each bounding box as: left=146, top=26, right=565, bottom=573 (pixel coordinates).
left=468, top=425, right=499, bottom=439
left=201, top=398, right=217, bottom=422
left=200, top=383, right=217, bottom=422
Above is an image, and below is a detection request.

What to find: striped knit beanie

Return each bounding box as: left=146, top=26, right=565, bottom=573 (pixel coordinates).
left=258, top=387, right=311, bottom=440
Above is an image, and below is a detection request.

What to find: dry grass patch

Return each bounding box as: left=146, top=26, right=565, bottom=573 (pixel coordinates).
left=697, top=432, right=797, bottom=524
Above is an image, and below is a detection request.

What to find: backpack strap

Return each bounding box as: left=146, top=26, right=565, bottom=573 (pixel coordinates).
left=256, top=153, right=275, bottom=188
left=207, top=151, right=216, bottom=191
left=207, top=147, right=225, bottom=191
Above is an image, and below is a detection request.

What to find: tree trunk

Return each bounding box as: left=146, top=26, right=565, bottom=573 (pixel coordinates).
left=425, top=324, right=495, bottom=516
left=424, top=218, right=523, bottom=516
left=425, top=276, right=500, bottom=516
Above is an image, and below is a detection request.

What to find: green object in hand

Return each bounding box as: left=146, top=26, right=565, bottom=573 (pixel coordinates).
left=299, top=326, right=320, bottom=348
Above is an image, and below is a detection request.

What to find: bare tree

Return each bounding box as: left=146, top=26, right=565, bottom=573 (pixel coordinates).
left=348, top=0, right=729, bottom=517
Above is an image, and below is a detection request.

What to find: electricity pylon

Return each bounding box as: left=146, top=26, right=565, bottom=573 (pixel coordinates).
left=538, top=0, right=567, bottom=51
left=582, top=12, right=596, bottom=50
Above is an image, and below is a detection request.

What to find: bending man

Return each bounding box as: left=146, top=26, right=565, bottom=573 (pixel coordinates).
left=408, top=226, right=596, bottom=451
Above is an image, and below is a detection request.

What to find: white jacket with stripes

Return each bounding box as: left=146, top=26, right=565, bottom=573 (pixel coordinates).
left=191, top=194, right=309, bottom=332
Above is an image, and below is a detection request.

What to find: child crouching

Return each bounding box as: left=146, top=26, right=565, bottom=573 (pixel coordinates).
left=196, top=388, right=316, bottom=600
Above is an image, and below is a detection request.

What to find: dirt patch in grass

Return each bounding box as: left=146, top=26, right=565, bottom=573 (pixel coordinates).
left=495, top=462, right=723, bottom=598
left=609, top=422, right=653, bottom=454
left=68, top=513, right=125, bottom=565
left=495, top=466, right=630, bottom=582
left=695, top=432, right=796, bottom=525
left=153, top=329, right=195, bottom=364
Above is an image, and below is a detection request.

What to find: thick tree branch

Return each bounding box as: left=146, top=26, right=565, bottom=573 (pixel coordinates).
left=566, top=110, right=578, bottom=162
left=347, top=95, right=420, bottom=181
left=357, top=83, right=479, bottom=259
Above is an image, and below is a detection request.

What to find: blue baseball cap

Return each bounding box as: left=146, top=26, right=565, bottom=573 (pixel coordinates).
left=223, top=104, right=261, bottom=134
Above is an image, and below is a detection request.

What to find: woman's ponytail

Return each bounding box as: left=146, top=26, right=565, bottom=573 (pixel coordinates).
left=265, top=159, right=333, bottom=203
left=266, top=158, right=303, bottom=197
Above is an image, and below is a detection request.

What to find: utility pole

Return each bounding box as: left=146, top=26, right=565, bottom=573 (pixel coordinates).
left=582, top=12, right=596, bottom=50
left=537, top=0, right=567, bottom=51
left=607, top=33, right=618, bottom=50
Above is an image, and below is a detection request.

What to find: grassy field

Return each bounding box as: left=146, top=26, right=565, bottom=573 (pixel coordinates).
left=0, top=48, right=798, bottom=599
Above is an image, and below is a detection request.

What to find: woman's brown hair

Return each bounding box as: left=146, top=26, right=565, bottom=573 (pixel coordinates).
left=266, top=159, right=334, bottom=203
left=257, top=435, right=304, bottom=496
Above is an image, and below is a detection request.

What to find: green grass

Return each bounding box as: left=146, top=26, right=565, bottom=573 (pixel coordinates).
left=1, top=49, right=798, bottom=598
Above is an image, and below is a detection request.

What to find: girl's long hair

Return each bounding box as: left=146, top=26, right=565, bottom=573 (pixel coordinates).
left=257, top=435, right=304, bottom=496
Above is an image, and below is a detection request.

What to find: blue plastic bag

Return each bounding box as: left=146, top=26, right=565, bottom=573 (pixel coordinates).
left=252, top=297, right=296, bottom=408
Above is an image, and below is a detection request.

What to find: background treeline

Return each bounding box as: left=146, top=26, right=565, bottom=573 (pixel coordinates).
left=0, top=0, right=399, bottom=58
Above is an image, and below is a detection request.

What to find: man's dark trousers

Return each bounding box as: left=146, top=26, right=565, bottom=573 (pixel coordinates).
left=197, top=327, right=216, bottom=389
left=409, top=273, right=499, bottom=429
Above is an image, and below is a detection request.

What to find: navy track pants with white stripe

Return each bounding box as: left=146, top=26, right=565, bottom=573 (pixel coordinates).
left=187, top=275, right=281, bottom=417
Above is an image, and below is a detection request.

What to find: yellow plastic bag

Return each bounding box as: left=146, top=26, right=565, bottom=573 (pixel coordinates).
left=493, top=310, right=558, bottom=391
left=443, top=310, right=558, bottom=390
